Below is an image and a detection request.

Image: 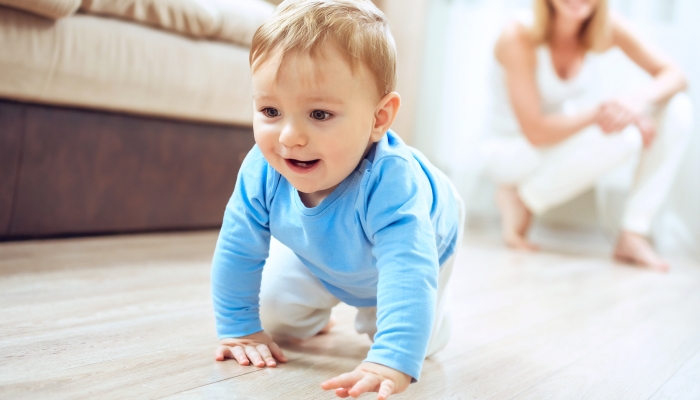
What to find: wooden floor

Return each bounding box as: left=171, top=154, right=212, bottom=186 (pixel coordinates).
left=1, top=229, right=700, bottom=399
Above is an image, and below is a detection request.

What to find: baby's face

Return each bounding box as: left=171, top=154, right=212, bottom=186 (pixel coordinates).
left=252, top=43, right=382, bottom=205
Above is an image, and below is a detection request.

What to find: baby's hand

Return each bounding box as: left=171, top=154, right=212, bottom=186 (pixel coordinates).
left=215, top=330, right=287, bottom=368
left=321, top=362, right=411, bottom=400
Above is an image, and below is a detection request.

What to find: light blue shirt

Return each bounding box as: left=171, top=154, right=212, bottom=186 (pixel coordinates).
left=211, top=130, right=459, bottom=380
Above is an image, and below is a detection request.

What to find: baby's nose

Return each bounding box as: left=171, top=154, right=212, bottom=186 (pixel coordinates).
left=279, top=123, right=308, bottom=146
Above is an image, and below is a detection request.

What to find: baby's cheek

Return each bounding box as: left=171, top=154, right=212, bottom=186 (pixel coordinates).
left=256, top=133, right=279, bottom=154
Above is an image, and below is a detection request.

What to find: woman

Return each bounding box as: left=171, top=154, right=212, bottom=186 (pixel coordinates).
left=485, top=0, right=693, bottom=271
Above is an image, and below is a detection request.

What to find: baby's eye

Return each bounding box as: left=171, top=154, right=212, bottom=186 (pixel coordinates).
left=310, top=110, right=332, bottom=121
left=262, top=108, right=280, bottom=118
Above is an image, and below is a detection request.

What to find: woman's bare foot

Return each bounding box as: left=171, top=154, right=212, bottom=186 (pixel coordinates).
left=317, top=317, right=336, bottom=335
left=614, top=231, right=669, bottom=272
left=496, top=186, right=538, bottom=251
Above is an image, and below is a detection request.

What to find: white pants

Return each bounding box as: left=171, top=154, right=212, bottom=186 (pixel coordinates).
left=483, top=93, right=694, bottom=235
left=259, top=190, right=465, bottom=358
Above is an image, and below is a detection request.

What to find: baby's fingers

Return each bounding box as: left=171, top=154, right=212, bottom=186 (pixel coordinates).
left=215, top=345, right=250, bottom=366
left=321, top=371, right=364, bottom=390
left=348, top=375, right=381, bottom=397
left=255, top=344, right=277, bottom=367
left=268, top=341, right=287, bottom=363
left=231, top=346, right=251, bottom=366
left=215, top=345, right=232, bottom=361
left=244, top=345, right=266, bottom=367
left=377, top=379, right=395, bottom=400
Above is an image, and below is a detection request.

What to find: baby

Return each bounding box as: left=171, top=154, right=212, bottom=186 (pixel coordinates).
left=211, top=0, right=464, bottom=398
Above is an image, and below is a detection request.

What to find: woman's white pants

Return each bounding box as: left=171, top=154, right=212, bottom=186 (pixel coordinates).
left=483, top=93, right=694, bottom=235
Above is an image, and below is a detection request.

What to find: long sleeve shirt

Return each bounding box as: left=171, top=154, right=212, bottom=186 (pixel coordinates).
left=211, top=130, right=460, bottom=380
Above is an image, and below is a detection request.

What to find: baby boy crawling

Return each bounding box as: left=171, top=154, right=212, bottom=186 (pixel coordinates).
left=211, top=0, right=464, bottom=398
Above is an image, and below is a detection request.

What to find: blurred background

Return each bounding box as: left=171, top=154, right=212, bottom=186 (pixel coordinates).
left=409, top=0, right=700, bottom=261
left=1, top=0, right=697, bottom=262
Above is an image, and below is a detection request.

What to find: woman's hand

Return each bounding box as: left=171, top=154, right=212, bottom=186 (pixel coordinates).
left=215, top=330, right=287, bottom=367
left=597, top=98, right=656, bottom=147
left=596, top=98, right=642, bottom=133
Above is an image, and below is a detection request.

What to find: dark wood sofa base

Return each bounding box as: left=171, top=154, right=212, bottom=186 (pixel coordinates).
left=1, top=99, right=255, bottom=240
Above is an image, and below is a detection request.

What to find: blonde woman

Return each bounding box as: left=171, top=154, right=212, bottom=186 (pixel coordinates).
left=485, top=0, right=693, bottom=271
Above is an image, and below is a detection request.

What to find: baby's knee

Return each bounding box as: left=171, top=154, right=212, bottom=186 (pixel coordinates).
left=259, top=294, right=330, bottom=339
left=259, top=294, right=295, bottom=335
left=354, top=307, right=377, bottom=339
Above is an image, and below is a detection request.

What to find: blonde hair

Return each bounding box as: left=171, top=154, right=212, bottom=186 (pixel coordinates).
left=250, top=0, right=396, bottom=96
left=532, top=0, right=610, bottom=52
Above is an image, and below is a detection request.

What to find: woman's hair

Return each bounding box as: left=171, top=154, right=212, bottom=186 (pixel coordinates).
left=531, top=0, right=610, bottom=52
left=250, top=0, right=397, bottom=96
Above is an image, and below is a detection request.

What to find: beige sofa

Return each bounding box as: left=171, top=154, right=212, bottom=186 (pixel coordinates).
left=0, top=0, right=431, bottom=239
left=0, top=0, right=276, bottom=238
left=0, top=0, right=277, bottom=125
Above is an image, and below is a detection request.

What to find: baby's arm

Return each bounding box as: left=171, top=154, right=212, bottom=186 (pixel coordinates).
left=322, top=157, right=443, bottom=398
left=211, top=148, right=281, bottom=367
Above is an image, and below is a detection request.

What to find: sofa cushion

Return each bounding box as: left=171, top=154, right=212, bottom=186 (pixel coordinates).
left=79, top=0, right=274, bottom=46
left=0, top=6, right=256, bottom=126
left=80, top=0, right=219, bottom=38
left=0, top=0, right=80, bottom=19
left=210, top=0, right=274, bottom=46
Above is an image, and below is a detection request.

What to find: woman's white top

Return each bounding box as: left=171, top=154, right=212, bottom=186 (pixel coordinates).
left=490, top=45, right=600, bottom=138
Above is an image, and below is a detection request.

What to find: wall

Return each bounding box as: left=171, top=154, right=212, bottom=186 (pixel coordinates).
left=377, top=0, right=431, bottom=145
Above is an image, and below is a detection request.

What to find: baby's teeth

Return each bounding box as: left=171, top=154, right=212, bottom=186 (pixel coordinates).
left=298, top=162, right=307, bottom=167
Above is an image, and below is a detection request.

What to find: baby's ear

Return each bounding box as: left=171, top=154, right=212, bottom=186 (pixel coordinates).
left=371, top=92, right=401, bottom=142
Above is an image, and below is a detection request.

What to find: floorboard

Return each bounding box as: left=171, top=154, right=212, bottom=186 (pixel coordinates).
left=1, top=230, right=699, bottom=399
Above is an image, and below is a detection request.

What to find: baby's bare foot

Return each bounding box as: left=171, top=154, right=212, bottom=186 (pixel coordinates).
left=497, top=186, right=538, bottom=252
left=614, top=231, right=669, bottom=272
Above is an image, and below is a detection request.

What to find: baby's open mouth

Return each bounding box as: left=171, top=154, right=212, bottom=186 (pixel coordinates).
left=287, top=159, right=320, bottom=169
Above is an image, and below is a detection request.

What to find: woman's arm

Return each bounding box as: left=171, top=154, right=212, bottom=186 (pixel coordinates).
left=595, top=14, right=688, bottom=146
left=495, top=23, right=598, bottom=146
left=611, top=14, right=688, bottom=112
